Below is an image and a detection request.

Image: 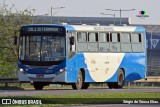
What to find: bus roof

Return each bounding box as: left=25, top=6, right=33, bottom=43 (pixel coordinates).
left=22, top=24, right=145, bottom=32
left=64, top=25, right=145, bottom=32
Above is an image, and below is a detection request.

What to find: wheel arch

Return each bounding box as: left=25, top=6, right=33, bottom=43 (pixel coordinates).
left=79, top=68, right=86, bottom=82
left=119, top=68, right=125, bottom=77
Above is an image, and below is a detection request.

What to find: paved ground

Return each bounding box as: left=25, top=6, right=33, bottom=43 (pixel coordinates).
left=0, top=88, right=160, bottom=96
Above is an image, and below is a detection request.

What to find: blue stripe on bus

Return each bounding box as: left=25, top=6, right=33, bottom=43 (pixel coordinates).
left=107, top=53, right=145, bottom=82
left=135, top=26, right=145, bottom=32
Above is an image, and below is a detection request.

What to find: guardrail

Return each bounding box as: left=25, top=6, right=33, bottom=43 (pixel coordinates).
left=0, top=76, right=159, bottom=88
left=134, top=76, right=160, bottom=82
left=127, top=76, right=160, bottom=87
left=0, top=77, right=19, bottom=87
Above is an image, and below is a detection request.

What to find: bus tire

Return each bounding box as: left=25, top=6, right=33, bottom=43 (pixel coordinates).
left=72, top=70, right=83, bottom=90
left=33, top=82, right=44, bottom=90
left=116, top=69, right=125, bottom=89
left=82, top=83, right=90, bottom=89
left=107, top=82, right=116, bottom=89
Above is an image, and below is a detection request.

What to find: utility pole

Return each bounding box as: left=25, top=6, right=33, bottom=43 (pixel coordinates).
left=51, top=6, right=65, bottom=24
left=101, top=13, right=116, bottom=25
left=106, top=9, right=135, bottom=24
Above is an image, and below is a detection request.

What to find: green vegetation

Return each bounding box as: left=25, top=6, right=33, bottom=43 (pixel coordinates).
left=32, top=92, right=160, bottom=98
left=0, top=0, right=34, bottom=77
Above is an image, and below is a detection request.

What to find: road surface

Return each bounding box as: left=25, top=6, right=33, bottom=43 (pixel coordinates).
left=0, top=88, right=160, bottom=96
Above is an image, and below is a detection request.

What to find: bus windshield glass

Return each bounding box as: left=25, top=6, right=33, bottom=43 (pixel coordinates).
left=19, top=35, right=65, bottom=62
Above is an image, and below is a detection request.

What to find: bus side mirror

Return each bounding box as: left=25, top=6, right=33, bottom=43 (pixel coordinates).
left=70, top=36, right=74, bottom=45
left=14, top=36, right=18, bottom=45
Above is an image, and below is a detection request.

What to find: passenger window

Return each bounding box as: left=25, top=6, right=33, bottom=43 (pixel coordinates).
left=77, top=32, right=88, bottom=52
left=111, top=33, right=120, bottom=42
left=121, top=33, right=132, bottom=52
left=99, top=33, right=110, bottom=52
left=77, top=32, right=87, bottom=42
left=121, top=33, right=131, bottom=43
left=131, top=33, right=142, bottom=43
left=131, top=33, right=143, bottom=52
left=99, top=33, right=109, bottom=42
left=88, top=33, right=98, bottom=42
left=110, top=33, right=121, bottom=52
left=139, top=34, right=142, bottom=42
left=88, top=33, right=98, bottom=52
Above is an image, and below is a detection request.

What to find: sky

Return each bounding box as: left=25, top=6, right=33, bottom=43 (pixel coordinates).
left=1, top=0, right=160, bottom=25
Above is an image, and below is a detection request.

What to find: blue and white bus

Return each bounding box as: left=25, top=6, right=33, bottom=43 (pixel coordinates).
left=17, top=24, right=146, bottom=90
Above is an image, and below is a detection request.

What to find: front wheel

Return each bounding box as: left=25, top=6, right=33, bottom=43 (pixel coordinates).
left=33, top=82, right=44, bottom=90
left=72, top=70, right=83, bottom=90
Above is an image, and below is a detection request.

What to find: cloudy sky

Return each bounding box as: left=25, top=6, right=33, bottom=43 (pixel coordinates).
left=1, top=0, right=160, bottom=24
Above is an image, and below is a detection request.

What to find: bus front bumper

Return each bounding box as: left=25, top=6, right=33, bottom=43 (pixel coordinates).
left=18, top=71, right=66, bottom=83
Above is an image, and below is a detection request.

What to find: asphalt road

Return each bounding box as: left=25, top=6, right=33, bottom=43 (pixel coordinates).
left=0, top=88, right=160, bottom=96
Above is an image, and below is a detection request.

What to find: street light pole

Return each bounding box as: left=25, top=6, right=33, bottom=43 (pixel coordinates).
left=101, top=13, right=116, bottom=25
left=51, top=6, right=65, bottom=24
left=44, top=14, right=49, bottom=23
left=31, top=9, right=35, bottom=24
left=106, top=9, right=135, bottom=25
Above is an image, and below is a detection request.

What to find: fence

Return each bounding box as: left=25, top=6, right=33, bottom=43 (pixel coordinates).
left=146, top=32, right=160, bottom=76
left=0, top=77, right=19, bottom=87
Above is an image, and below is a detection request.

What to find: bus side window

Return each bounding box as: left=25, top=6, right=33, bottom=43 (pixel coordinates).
left=77, top=32, right=88, bottom=52
left=99, top=33, right=110, bottom=52
left=139, top=34, right=142, bottom=42
left=111, top=33, right=120, bottom=42
left=88, top=33, right=98, bottom=42
left=110, top=33, right=121, bottom=52
left=70, top=31, right=76, bottom=52
left=77, top=32, right=87, bottom=42
left=117, top=33, right=120, bottom=42
left=88, top=32, right=98, bottom=52
left=121, top=33, right=132, bottom=52
left=107, top=33, right=110, bottom=42
left=68, top=31, right=76, bottom=59
left=131, top=33, right=143, bottom=52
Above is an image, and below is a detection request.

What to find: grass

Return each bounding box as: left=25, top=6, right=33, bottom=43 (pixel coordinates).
left=1, top=92, right=160, bottom=104
left=32, top=92, right=160, bottom=98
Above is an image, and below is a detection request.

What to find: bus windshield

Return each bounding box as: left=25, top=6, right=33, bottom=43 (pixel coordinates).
left=19, top=35, right=65, bottom=62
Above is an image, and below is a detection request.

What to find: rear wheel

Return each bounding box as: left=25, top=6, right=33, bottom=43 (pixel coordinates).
left=72, top=70, right=83, bottom=90
left=82, top=83, right=90, bottom=89
left=33, top=82, right=44, bottom=90
left=107, top=69, right=125, bottom=89
left=107, top=82, right=116, bottom=89
left=116, top=69, right=125, bottom=88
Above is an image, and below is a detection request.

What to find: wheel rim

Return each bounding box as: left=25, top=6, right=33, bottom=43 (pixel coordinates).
left=118, top=73, right=124, bottom=86
left=77, top=72, right=82, bottom=88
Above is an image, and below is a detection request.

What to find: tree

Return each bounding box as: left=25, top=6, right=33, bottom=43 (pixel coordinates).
left=0, top=1, right=34, bottom=77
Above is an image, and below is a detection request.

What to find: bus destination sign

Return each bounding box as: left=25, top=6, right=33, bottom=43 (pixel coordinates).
left=24, top=27, right=59, bottom=32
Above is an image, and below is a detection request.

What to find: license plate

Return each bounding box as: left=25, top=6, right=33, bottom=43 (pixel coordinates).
left=36, top=74, right=44, bottom=78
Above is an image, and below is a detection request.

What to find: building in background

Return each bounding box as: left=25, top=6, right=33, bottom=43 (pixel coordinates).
left=33, top=16, right=130, bottom=25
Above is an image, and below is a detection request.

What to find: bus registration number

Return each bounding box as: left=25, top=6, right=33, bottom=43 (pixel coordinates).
left=36, top=74, right=44, bottom=78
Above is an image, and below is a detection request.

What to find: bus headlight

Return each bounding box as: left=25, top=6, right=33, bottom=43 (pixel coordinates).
left=59, top=67, right=66, bottom=73
left=19, top=68, right=24, bottom=73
